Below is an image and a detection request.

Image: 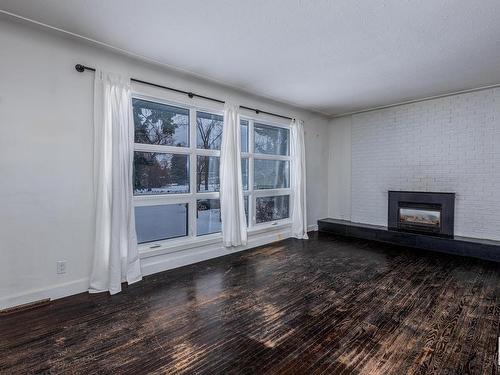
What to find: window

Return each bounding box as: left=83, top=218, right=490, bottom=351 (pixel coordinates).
left=254, top=123, right=289, bottom=156
left=133, top=98, right=189, bottom=146
left=240, top=120, right=249, bottom=152
left=196, top=156, right=220, bottom=192
left=241, top=118, right=291, bottom=226
left=135, top=204, right=188, bottom=243
left=132, top=96, right=222, bottom=244
left=253, top=159, right=289, bottom=190
left=197, top=111, right=223, bottom=150
left=256, top=196, right=290, bottom=223
left=241, top=158, right=249, bottom=190
left=134, top=152, right=189, bottom=195
left=132, top=94, right=292, bottom=249
left=197, top=199, right=221, bottom=235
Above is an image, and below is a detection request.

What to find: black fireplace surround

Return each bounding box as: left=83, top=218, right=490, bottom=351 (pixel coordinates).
left=388, top=191, right=455, bottom=238
left=318, top=190, right=500, bottom=262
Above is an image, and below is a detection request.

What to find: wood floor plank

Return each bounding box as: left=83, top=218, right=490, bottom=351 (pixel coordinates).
left=1, top=233, right=499, bottom=374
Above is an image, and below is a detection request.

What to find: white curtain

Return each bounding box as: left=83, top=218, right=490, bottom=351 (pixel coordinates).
left=89, top=69, right=142, bottom=295
left=220, top=103, right=247, bottom=247
left=290, top=119, right=309, bottom=239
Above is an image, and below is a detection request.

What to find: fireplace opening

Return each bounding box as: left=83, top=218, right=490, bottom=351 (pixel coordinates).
left=398, top=203, right=441, bottom=234
left=388, top=191, right=455, bottom=237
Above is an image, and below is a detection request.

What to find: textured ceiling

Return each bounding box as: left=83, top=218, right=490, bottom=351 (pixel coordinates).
left=1, top=0, right=500, bottom=116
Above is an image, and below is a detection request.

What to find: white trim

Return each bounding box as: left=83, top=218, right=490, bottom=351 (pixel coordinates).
left=140, top=233, right=222, bottom=258
left=134, top=194, right=191, bottom=204
left=253, top=154, right=290, bottom=161
left=138, top=221, right=292, bottom=255
left=1, top=224, right=295, bottom=310
left=253, top=188, right=291, bottom=197
left=134, top=144, right=191, bottom=154
left=0, top=277, right=90, bottom=310
left=140, top=225, right=292, bottom=277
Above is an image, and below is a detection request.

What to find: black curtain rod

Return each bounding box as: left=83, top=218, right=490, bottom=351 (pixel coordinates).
left=75, top=64, right=293, bottom=121
left=239, top=105, right=292, bottom=121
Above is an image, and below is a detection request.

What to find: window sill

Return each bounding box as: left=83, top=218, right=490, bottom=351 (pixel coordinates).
left=139, top=220, right=292, bottom=259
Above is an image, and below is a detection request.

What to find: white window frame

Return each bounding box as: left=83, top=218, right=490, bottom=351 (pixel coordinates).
left=132, top=93, right=224, bottom=251
left=241, top=116, right=292, bottom=230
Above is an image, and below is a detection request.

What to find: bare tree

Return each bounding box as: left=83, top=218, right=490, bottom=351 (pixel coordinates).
left=196, top=114, right=222, bottom=191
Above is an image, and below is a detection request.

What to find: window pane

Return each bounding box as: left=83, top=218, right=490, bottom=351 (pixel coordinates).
left=197, top=156, right=220, bottom=192
left=197, top=111, right=223, bottom=150
left=241, top=158, right=249, bottom=190
left=197, top=199, right=221, bottom=235
left=133, top=98, right=189, bottom=147
left=134, top=152, right=189, bottom=195
left=135, top=204, right=188, bottom=243
left=240, top=120, right=249, bottom=153
left=253, top=159, right=289, bottom=189
left=256, top=195, right=290, bottom=224
left=254, top=123, right=289, bottom=156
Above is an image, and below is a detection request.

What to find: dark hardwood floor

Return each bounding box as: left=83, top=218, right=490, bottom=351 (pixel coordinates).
left=1, top=233, right=499, bottom=374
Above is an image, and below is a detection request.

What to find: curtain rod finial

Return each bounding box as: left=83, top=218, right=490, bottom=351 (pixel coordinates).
left=75, top=64, right=85, bottom=73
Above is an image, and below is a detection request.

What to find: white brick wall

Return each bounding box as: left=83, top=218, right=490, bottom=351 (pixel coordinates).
left=351, top=88, right=500, bottom=240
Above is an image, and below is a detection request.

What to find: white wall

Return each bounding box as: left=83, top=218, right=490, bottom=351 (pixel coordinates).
left=328, top=88, right=500, bottom=240
left=0, top=15, right=329, bottom=309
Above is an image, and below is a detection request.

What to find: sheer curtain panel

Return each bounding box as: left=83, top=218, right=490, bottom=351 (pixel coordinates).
left=290, top=119, right=308, bottom=239
left=220, top=103, right=247, bottom=247
left=89, top=69, right=142, bottom=295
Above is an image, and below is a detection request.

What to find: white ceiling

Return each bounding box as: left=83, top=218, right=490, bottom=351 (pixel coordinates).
left=2, top=0, right=500, bottom=116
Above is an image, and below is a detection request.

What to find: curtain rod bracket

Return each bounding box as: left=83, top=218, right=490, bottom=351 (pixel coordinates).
left=188, top=92, right=194, bottom=99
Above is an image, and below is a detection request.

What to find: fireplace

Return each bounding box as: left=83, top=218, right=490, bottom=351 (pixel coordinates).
left=388, top=191, right=455, bottom=237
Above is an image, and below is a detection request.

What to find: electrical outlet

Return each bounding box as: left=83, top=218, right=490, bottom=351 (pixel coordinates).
left=56, top=260, right=67, bottom=275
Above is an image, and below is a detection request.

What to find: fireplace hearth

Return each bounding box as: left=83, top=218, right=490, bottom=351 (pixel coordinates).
left=388, top=191, right=455, bottom=237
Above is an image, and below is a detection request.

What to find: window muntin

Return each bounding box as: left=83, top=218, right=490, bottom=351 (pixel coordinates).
left=197, top=199, right=221, bottom=236
left=133, top=98, right=189, bottom=147
left=133, top=152, right=189, bottom=195
left=253, top=159, right=289, bottom=190
left=254, top=123, right=289, bottom=156
left=256, top=195, right=290, bottom=223
left=135, top=204, right=188, bottom=243
left=197, top=111, right=223, bottom=150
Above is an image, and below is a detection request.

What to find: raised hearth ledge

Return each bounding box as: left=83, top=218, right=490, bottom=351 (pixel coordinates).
left=318, top=218, right=500, bottom=263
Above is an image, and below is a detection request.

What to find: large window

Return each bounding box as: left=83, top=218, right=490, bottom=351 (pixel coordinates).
left=132, top=97, right=222, bottom=245
left=242, top=119, right=291, bottom=227
left=132, top=95, right=291, bottom=248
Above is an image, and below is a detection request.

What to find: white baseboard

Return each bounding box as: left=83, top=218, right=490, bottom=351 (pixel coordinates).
left=0, top=277, right=89, bottom=311
left=141, top=227, right=292, bottom=276
left=1, top=227, right=295, bottom=310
